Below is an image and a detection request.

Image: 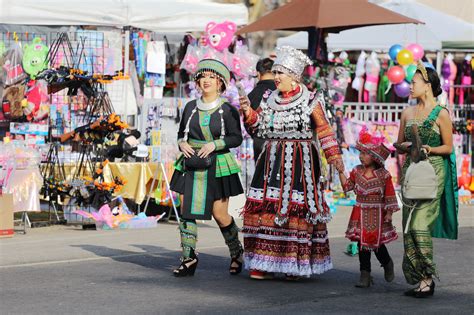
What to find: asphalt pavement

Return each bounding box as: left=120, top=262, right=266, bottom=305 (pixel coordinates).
left=1, top=205, right=473, bottom=314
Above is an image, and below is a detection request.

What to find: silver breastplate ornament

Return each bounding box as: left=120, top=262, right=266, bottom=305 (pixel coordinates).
left=257, top=85, right=319, bottom=140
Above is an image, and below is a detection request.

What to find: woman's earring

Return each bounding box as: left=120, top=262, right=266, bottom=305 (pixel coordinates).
left=291, top=81, right=297, bottom=90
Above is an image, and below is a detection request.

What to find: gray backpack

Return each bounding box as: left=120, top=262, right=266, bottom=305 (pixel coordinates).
left=402, top=160, right=437, bottom=200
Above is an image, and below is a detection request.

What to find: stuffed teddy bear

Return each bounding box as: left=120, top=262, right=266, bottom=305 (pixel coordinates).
left=204, top=21, right=237, bottom=52
left=2, top=84, right=25, bottom=120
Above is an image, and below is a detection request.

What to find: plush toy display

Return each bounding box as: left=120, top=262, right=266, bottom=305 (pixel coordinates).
left=23, top=80, right=50, bottom=121
left=22, top=37, right=49, bottom=79
left=204, top=21, right=237, bottom=52
left=2, top=84, right=26, bottom=120
left=364, top=51, right=380, bottom=102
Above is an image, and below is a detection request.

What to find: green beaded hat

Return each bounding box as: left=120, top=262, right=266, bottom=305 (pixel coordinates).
left=194, top=59, right=231, bottom=90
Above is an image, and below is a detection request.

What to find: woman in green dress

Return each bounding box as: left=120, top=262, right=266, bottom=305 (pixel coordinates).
left=396, top=61, right=458, bottom=298
left=170, top=59, right=244, bottom=277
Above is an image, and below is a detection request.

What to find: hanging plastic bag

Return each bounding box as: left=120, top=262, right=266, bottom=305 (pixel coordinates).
left=180, top=45, right=200, bottom=74
left=154, top=170, right=170, bottom=206
left=231, top=42, right=259, bottom=79
left=2, top=43, right=27, bottom=86
left=2, top=84, right=26, bottom=120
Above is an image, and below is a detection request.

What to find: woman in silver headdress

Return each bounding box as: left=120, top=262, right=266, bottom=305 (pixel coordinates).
left=240, top=46, right=345, bottom=279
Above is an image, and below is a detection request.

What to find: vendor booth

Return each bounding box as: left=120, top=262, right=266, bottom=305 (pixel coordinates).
left=0, top=0, right=251, bottom=230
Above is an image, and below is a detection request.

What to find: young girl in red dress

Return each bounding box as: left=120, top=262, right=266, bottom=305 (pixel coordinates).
left=339, top=127, right=399, bottom=288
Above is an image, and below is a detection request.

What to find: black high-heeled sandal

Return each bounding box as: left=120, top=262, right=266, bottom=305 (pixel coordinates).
left=415, top=280, right=435, bottom=298
left=173, top=256, right=198, bottom=277
left=229, top=255, right=243, bottom=275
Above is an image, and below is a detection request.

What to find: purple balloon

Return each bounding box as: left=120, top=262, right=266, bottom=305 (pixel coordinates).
left=394, top=80, right=411, bottom=98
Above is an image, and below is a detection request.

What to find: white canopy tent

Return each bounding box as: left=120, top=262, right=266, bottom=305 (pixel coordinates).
left=277, top=26, right=442, bottom=51
left=277, top=0, right=474, bottom=51
left=0, top=0, right=248, bottom=120
left=0, top=0, right=249, bottom=32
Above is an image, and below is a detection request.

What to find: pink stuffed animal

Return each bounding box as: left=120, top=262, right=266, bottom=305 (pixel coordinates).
left=205, top=21, right=237, bottom=52
left=23, top=80, right=49, bottom=121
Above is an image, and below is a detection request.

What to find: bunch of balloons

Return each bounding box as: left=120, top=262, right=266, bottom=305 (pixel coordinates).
left=386, top=43, right=425, bottom=98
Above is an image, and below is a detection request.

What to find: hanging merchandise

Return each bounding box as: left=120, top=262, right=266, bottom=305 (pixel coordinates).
left=23, top=79, right=50, bottom=122
left=179, top=20, right=259, bottom=108
left=325, top=61, right=351, bottom=106
left=0, top=41, right=6, bottom=56
left=146, top=41, right=166, bottom=74
left=132, top=32, right=147, bottom=79
left=103, top=30, right=123, bottom=75
left=363, top=51, right=380, bottom=103
left=231, top=41, right=259, bottom=79
left=180, top=20, right=258, bottom=78
left=377, top=58, right=391, bottom=103
left=204, top=21, right=237, bottom=52
left=180, top=44, right=200, bottom=74
left=225, top=77, right=255, bottom=109
left=441, top=56, right=451, bottom=92
left=2, top=84, right=25, bottom=120
left=2, top=42, right=27, bottom=86
left=352, top=51, right=367, bottom=101
left=75, top=30, right=105, bottom=74
left=441, top=53, right=457, bottom=105
left=458, top=154, right=471, bottom=190
left=145, top=40, right=166, bottom=87
left=458, top=55, right=472, bottom=105
left=22, top=37, right=48, bottom=80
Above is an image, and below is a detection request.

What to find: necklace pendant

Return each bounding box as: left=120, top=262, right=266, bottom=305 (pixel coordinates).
left=201, top=113, right=211, bottom=126
left=269, top=113, right=274, bottom=127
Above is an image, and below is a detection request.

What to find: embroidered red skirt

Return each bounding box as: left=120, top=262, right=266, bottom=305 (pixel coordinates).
left=345, top=205, right=398, bottom=249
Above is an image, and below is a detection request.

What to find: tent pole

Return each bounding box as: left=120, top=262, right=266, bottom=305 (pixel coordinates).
left=124, top=28, right=130, bottom=76
left=436, top=50, right=443, bottom=75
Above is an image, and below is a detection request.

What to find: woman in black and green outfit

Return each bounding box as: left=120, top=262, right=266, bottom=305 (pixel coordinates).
left=170, top=59, right=244, bottom=277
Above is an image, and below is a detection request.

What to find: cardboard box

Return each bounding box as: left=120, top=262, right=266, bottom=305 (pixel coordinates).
left=0, top=193, right=14, bottom=238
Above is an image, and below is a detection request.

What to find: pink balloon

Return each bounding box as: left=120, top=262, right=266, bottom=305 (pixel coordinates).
left=387, top=66, right=405, bottom=84
left=406, top=43, right=424, bottom=61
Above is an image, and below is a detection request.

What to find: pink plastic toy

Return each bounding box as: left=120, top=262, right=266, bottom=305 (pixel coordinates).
left=205, top=21, right=237, bottom=52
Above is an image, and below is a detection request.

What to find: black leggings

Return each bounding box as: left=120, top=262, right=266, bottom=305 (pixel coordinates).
left=359, top=243, right=391, bottom=272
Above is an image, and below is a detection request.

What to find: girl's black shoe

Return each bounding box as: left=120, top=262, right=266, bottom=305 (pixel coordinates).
left=229, top=255, right=243, bottom=275
left=173, top=256, right=198, bottom=277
